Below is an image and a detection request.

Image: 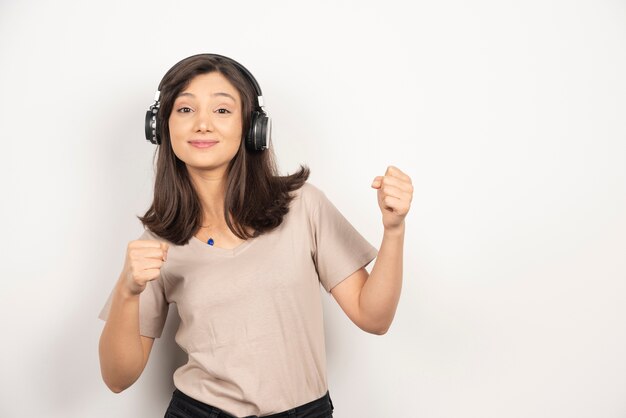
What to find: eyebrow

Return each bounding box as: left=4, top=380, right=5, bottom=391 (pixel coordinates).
left=175, top=92, right=237, bottom=102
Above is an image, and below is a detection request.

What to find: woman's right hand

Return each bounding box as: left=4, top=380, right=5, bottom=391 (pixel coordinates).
left=119, top=240, right=169, bottom=296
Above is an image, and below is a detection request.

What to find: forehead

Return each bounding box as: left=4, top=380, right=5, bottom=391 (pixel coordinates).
left=176, top=72, right=240, bottom=102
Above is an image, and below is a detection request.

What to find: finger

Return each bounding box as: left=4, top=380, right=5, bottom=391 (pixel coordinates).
left=142, top=258, right=165, bottom=270
left=378, top=184, right=413, bottom=203
left=136, top=268, right=163, bottom=282
left=142, top=248, right=168, bottom=260
left=380, top=175, right=414, bottom=193
left=382, top=195, right=411, bottom=214
left=160, top=242, right=169, bottom=260
left=371, top=176, right=384, bottom=189
left=384, top=166, right=412, bottom=183
left=129, top=247, right=167, bottom=261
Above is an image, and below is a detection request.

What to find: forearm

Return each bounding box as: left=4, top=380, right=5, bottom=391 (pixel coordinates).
left=358, top=223, right=405, bottom=334
left=98, top=278, right=145, bottom=392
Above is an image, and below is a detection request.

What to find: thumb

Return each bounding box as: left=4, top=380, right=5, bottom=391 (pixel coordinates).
left=371, top=176, right=383, bottom=189
left=160, top=242, right=169, bottom=260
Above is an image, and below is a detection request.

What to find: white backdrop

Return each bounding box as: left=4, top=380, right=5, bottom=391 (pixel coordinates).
left=1, top=0, right=625, bottom=417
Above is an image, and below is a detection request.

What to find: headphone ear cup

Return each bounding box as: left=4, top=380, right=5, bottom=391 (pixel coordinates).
left=246, top=111, right=271, bottom=151
left=145, top=105, right=160, bottom=145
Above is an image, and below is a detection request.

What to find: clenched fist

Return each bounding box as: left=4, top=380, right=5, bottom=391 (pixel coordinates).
left=371, top=166, right=413, bottom=231
left=120, top=239, right=169, bottom=296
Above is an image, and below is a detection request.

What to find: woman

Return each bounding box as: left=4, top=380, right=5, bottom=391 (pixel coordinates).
left=98, top=53, right=413, bottom=418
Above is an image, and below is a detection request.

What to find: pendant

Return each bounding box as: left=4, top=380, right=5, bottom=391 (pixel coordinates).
left=207, top=238, right=215, bottom=246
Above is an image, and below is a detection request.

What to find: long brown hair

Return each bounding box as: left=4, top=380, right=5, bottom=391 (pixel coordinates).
left=138, top=54, right=309, bottom=245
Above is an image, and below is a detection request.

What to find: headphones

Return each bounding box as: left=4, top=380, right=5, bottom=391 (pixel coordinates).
left=145, top=53, right=271, bottom=152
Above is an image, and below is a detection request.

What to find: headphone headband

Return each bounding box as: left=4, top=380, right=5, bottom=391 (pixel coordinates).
left=157, top=53, right=265, bottom=109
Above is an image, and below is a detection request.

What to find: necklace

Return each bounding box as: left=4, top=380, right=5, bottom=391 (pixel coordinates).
left=199, top=224, right=215, bottom=246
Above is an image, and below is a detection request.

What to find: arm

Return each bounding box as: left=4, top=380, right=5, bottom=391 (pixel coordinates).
left=99, top=239, right=168, bottom=392
left=99, top=279, right=155, bottom=393
left=331, top=166, right=412, bottom=335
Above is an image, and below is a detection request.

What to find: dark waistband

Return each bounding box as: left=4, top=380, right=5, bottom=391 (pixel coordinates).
left=171, top=388, right=333, bottom=418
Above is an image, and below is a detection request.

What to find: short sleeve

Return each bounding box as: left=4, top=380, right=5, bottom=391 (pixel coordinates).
left=97, top=228, right=170, bottom=338
left=305, top=184, right=378, bottom=292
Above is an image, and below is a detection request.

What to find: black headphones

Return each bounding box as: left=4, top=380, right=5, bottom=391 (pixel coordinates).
left=145, top=53, right=271, bottom=152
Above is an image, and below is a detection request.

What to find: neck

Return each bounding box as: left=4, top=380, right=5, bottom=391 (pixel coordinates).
left=187, top=165, right=228, bottom=224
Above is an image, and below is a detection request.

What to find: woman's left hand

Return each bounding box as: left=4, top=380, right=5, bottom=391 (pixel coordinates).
left=371, top=166, right=413, bottom=231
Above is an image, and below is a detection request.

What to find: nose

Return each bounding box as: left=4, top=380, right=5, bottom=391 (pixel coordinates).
left=194, top=111, right=214, bottom=133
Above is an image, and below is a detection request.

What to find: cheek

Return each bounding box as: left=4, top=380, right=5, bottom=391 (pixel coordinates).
left=168, top=116, right=184, bottom=137
left=228, top=114, right=243, bottom=137
left=167, top=118, right=186, bottom=156
left=168, top=116, right=192, bottom=145
left=225, top=117, right=243, bottom=146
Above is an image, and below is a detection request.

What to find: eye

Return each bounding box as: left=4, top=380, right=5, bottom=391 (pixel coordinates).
left=177, top=107, right=193, bottom=113
left=216, top=108, right=231, bottom=114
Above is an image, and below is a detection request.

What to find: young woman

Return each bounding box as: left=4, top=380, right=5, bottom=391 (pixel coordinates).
left=98, top=53, right=413, bottom=418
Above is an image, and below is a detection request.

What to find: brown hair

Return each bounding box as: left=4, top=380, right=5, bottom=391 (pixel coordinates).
left=138, top=54, right=309, bottom=245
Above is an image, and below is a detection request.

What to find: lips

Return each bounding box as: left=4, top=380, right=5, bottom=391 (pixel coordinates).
left=189, top=140, right=218, bottom=148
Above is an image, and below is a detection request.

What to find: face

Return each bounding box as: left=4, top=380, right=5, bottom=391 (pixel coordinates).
left=168, top=72, right=243, bottom=178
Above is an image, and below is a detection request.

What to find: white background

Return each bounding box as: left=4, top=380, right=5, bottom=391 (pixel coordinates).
left=1, top=0, right=625, bottom=417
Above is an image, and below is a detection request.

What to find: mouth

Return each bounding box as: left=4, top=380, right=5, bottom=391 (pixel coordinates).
left=188, top=140, right=219, bottom=149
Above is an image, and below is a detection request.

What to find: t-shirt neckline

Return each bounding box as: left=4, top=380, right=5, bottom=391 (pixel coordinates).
left=189, top=234, right=257, bottom=257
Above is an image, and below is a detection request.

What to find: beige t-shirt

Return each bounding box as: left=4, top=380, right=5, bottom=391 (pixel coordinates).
left=99, top=182, right=378, bottom=417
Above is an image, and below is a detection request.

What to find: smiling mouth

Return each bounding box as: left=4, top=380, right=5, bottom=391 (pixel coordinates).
left=189, top=140, right=218, bottom=148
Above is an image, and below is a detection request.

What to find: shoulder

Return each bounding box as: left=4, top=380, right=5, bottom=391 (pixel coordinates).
left=291, top=182, right=329, bottom=211
left=293, top=181, right=326, bottom=201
